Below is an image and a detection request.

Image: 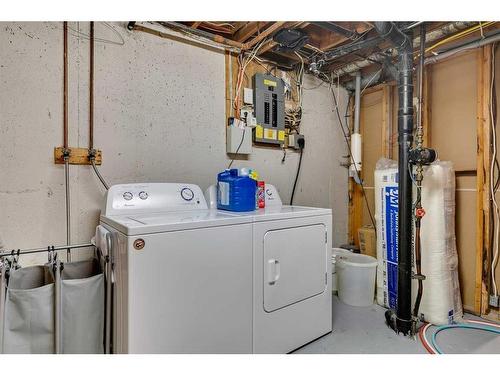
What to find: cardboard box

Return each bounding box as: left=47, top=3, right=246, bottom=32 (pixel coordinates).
left=358, top=225, right=376, bottom=258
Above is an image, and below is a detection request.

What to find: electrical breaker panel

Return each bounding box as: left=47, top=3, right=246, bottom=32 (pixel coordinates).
left=253, top=73, right=285, bottom=145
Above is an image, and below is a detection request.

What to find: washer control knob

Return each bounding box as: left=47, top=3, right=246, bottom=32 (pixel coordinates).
left=123, top=192, right=133, bottom=201
left=180, top=187, right=194, bottom=201
left=139, top=191, right=148, bottom=200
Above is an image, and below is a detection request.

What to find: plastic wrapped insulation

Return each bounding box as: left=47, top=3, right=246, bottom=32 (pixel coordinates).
left=374, top=158, right=463, bottom=325
left=414, top=161, right=463, bottom=324
left=374, top=158, right=399, bottom=309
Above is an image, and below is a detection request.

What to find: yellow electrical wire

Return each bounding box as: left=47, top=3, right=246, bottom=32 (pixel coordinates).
left=425, top=21, right=496, bottom=54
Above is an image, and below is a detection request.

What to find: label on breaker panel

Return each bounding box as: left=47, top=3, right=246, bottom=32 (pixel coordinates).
left=384, top=185, right=399, bottom=309
left=278, top=130, right=285, bottom=141
left=255, top=125, right=264, bottom=139
left=263, top=79, right=277, bottom=87
left=264, top=128, right=277, bottom=140
left=218, top=182, right=230, bottom=206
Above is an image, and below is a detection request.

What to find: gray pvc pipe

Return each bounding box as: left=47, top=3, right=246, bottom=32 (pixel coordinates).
left=0, top=261, right=6, bottom=353
left=105, top=232, right=112, bottom=354
left=425, top=31, right=500, bottom=65
left=55, top=259, right=62, bottom=354
left=354, top=71, right=361, bottom=134
left=65, top=159, right=71, bottom=262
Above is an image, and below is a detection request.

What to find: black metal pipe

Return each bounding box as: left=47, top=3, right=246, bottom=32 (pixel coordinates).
left=374, top=22, right=414, bottom=335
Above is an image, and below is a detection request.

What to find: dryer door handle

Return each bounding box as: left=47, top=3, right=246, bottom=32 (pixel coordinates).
left=267, top=259, right=280, bottom=285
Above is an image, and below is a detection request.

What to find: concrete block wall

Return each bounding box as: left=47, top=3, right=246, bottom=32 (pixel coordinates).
left=0, top=22, right=349, bottom=265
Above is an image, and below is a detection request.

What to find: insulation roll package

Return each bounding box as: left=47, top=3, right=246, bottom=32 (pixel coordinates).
left=415, top=161, right=463, bottom=325
left=374, top=158, right=399, bottom=309
left=374, top=158, right=463, bottom=325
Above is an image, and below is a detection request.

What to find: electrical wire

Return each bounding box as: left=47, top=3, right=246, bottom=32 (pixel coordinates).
left=290, top=147, right=304, bottom=205
left=326, top=73, right=376, bottom=229
left=227, top=127, right=246, bottom=169
left=233, top=38, right=269, bottom=117
left=66, top=22, right=125, bottom=46
left=425, top=22, right=496, bottom=54
left=491, top=42, right=499, bottom=298
left=359, top=69, right=383, bottom=97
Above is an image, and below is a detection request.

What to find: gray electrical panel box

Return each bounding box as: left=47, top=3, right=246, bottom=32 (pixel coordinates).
left=253, top=73, right=285, bottom=145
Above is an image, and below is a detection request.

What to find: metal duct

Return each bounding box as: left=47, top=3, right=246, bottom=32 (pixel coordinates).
left=374, top=22, right=414, bottom=336
left=333, top=21, right=476, bottom=77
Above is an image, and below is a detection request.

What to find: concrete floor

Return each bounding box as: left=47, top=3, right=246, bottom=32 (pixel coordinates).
left=294, top=296, right=500, bottom=354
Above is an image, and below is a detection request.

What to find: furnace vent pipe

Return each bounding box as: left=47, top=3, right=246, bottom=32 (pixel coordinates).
left=374, top=22, right=414, bottom=336
left=333, top=21, right=476, bottom=77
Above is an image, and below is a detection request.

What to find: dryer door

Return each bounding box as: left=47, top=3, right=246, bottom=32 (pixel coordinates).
left=263, top=224, right=327, bottom=312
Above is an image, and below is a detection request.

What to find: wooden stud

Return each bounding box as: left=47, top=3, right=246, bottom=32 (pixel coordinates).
left=54, top=147, right=102, bottom=165
left=191, top=22, right=202, bottom=29
left=475, top=46, right=492, bottom=315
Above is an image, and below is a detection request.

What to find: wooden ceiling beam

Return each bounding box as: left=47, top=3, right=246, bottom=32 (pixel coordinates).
left=243, top=21, right=287, bottom=50
left=231, top=22, right=247, bottom=35
left=304, top=22, right=373, bottom=53
left=191, top=21, right=202, bottom=29
left=234, top=22, right=268, bottom=42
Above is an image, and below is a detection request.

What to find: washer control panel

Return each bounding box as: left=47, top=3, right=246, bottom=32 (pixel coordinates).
left=103, top=183, right=208, bottom=216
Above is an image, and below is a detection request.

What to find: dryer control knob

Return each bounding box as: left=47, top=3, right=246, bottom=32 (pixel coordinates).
left=123, top=192, right=133, bottom=201
left=139, top=191, right=148, bottom=200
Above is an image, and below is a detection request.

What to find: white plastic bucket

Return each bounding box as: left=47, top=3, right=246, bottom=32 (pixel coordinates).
left=337, top=253, right=377, bottom=307
left=331, top=248, right=352, bottom=293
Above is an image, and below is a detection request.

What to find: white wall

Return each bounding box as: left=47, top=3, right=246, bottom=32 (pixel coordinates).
left=0, top=22, right=348, bottom=265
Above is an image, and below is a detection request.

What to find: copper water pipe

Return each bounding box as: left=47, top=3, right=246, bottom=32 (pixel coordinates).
left=63, top=21, right=68, bottom=149
left=89, top=21, right=94, bottom=150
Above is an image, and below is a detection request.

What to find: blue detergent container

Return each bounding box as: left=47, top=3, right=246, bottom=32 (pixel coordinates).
left=217, top=169, right=256, bottom=212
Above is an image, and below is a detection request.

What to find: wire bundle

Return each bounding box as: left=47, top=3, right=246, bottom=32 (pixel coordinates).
left=285, top=52, right=305, bottom=134
left=490, top=43, right=499, bottom=302
left=233, top=38, right=270, bottom=118
left=419, top=319, right=500, bottom=354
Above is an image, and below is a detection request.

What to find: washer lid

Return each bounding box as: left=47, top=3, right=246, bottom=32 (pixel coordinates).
left=101, top=209, right=252, bottom=235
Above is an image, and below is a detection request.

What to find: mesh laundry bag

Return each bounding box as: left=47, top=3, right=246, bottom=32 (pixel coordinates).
left=2, top=265, right=55, bottom=354
left=60, top=257, right=104, bottom=354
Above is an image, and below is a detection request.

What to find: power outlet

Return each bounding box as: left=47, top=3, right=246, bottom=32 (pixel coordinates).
left=490, top=294, right=500, bottom=308
left=240, top=109, right=257, bottom=127
left=288, top=133, right=305, bottom=150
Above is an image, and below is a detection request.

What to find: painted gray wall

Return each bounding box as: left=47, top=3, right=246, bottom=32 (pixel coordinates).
left=0, top=22, right=348, bottom=265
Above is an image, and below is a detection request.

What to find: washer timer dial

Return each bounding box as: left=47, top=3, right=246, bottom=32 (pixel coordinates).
left=123, top=192, right=133, bottom=201
left=180, top=187, right=194, bottom=201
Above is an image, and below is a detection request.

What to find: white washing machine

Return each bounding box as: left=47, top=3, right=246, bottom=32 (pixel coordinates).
left=98, top=183, right=254, bottom=353
left=206, top=184, right=333, bottom=353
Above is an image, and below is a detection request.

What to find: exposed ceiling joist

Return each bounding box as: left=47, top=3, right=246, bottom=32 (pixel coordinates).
left=233, top=22, right=269, bottom=42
